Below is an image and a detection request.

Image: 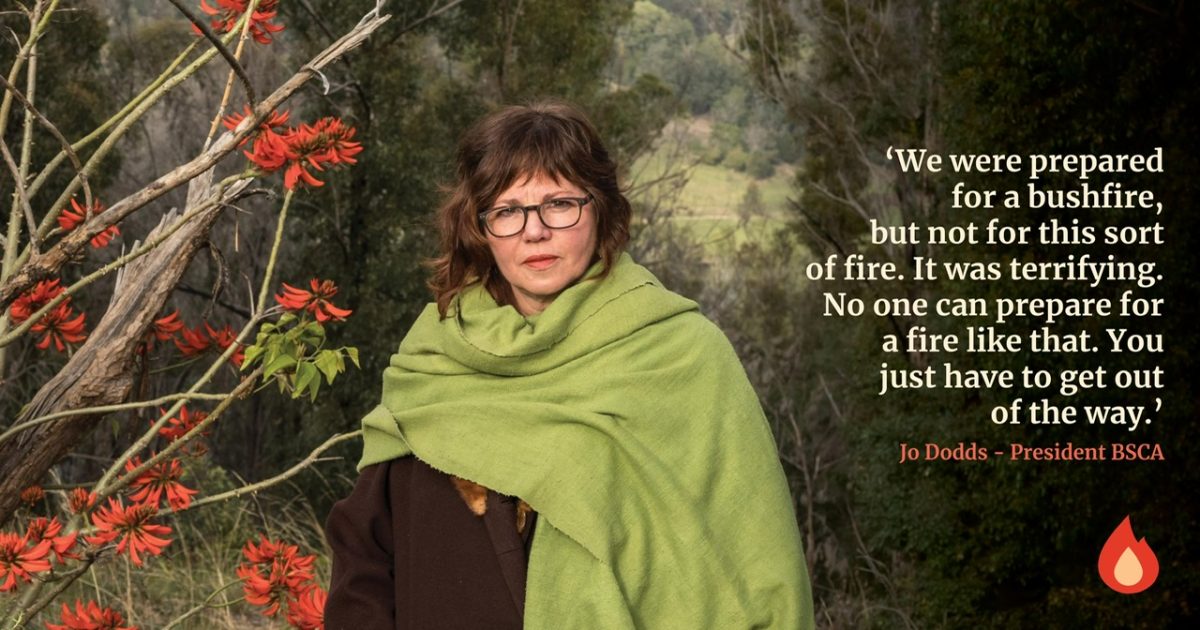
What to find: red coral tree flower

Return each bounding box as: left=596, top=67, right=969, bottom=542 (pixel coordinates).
left=197, top=0, right=285, bottom=44
left=174, top=323, right=211, bottom=357
left=286, top=585, right=327, bottom=630
left=275, top=279, right=353, bottom=322
left=140, top=310, right=185, bottom=353
left=19, top=485, right=44, bottom=506
left=242, top=535, right=311, bottom=563
left=86, top=498, right=172, bottom=567
left=237, top=563, right=286, bottom=617
left=223, top=105, right=289, bottom=141
left=223, top=106, right=291, bottom=171
left=225, top=110, right=362, bottom=189
left=124, top=456, right=199, bottom=511
left=238, top=536, right=318, bottom=617
left=9, top=278, right=63, bottom=324
left=278, top=117, right=363, bottom=189
left=58, top=198, right=121, bottom=248
left=30, top=302, right=88, bottom=352
left=46, top=600, right=136, bottom=630
left=10, top=279, right=87, bottom=352
left=175, top=322, right=244, bottom=366
left=157, top=405, right=211, bottom=455
left=0, top=531, right=51, bottom=592
left=207, top=322, right=246, bottom=366
left=247, top=131, right=290, bottom=172
left=67, top=488, right=98, bottom=515
left=24, top=517, right=79, bottom=564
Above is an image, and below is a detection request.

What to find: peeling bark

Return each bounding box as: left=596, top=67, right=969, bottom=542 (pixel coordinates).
left=0, top=5, right=392, bottom=525
left=0, top=6, right=392, bottom=309
left=0, top=177, right=250, bottom=526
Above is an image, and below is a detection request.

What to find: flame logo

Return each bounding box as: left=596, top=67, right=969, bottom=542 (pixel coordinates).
left=1098, top=516, right=1159, bottom=594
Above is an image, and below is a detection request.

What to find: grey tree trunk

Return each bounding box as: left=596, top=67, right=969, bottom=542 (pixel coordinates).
left=0, top=176, right=249, bottom=526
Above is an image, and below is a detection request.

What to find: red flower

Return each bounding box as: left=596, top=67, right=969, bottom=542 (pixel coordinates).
left=175, top=322, right=244, bottom=366
left=286, top=585, right=326, bottom=630
left=19, top=485, right=44, bottom=506
left=139, top=310, right=184, bottom=355
left=0, top=531, right=51, bottom=592
left=9, top=278, right=63, bottom=325
left=223, top=106, right=290, bottom=140
left=196, top=0, right=285, bottom=45
left=30, top=302, right=88, bottom=352
left=68, top=488, right=98, bottom=515
left=238, top=536, right=318, bottom=617
left=242, top=535, right=304, bottom=567
left=174, top=323, right=211, bottom=357
left=248, top=132, right=291, bottom=172
left=58, top=198, right=121, bottom=248
left=157, top=406, right=211, bottom=455
left=226, top=111, right=362, bottom=188
left=46, top=600, right=136, bottom=630
left=223, top=106, right=291, bottom=171
left=241, top=536, right=316, bottom=588
left=144, top=310, right=185, bottom=349
left=207, top=322, right=246, bottom=366
left=125, top=456, right=198, bottom=512
left=237, top=563, right=286, bottom=617
left=275, top=279, right=353, bottom=322
left=86, top=498, right=172, bottom=567
left=279, top=117, right=363, bottom=189
left=11, top=279, right=87, bottom=352
left=24, top=517, right=79, bottom=564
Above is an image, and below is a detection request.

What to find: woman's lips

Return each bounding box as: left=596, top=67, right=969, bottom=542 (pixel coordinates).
left=523, top=255, right=558, bottom=270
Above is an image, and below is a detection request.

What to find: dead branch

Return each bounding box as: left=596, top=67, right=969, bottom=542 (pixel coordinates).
left=0, top=0, right=391, bottom=529
left=0, top=6, right=392, bottom=310
left=164, top=0, right=257, bottom=107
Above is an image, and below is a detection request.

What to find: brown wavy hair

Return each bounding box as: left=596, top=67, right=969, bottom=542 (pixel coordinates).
left=428, top=99, right=631, bottom=317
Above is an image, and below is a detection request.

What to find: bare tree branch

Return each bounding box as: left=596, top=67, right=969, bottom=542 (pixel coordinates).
left=0, top=6, right=392, bottom=310
left=0, top=69, right=95, bottom=220
left=164, top=0, right=257, bottom=107
left=0, top=134, right=38, bottom=253
left=378, top=0, right=465, bottom=49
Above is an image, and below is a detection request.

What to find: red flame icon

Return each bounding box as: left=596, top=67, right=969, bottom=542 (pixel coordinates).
left=1098, top=516, right=1159, bottom=594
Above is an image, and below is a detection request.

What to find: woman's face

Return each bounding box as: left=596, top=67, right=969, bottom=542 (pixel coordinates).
left=484, top=172, right=598, bottom=316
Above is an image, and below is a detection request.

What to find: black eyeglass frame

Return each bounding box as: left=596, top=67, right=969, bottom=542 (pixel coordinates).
left=477, top=194, right=594, bottom=237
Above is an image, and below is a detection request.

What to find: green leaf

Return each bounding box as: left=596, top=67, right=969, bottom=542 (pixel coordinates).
left=241, top=344, right=265, bottom=369
left=345, top=346, right=360, bottom=368
left=314, top=350, right=341, bottom=383
left=293, top=362, right=319, bottom=399
left=263, top=353, right=297, bottom=378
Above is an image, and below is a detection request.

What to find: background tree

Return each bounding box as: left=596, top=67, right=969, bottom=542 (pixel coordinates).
left=741, top=0, right=1199, bottom=627
left=0, top=1, right=387, bottom=626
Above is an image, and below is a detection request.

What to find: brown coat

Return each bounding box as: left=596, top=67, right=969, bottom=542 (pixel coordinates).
left=324, top=456, right=537, bottom=629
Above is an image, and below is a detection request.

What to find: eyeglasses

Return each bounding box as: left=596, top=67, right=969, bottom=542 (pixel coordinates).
left=478, top=194, right=593, bottom=237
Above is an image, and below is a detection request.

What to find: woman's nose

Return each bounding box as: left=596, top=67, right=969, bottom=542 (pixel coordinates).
left=522, top=208, right=551, bottom=240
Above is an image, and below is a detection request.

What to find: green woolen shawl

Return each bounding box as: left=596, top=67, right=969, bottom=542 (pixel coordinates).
left=359, top=252, right=814, bottom=629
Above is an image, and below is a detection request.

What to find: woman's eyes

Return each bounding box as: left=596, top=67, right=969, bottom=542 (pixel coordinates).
left=494, top=199, right=573, bottom=215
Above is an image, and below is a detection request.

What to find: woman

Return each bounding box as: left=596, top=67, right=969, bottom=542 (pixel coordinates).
left=325, top=100, right=813, bottom=629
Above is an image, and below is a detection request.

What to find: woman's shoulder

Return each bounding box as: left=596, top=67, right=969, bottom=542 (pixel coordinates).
left=652, top=304, right=738, bottom=351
